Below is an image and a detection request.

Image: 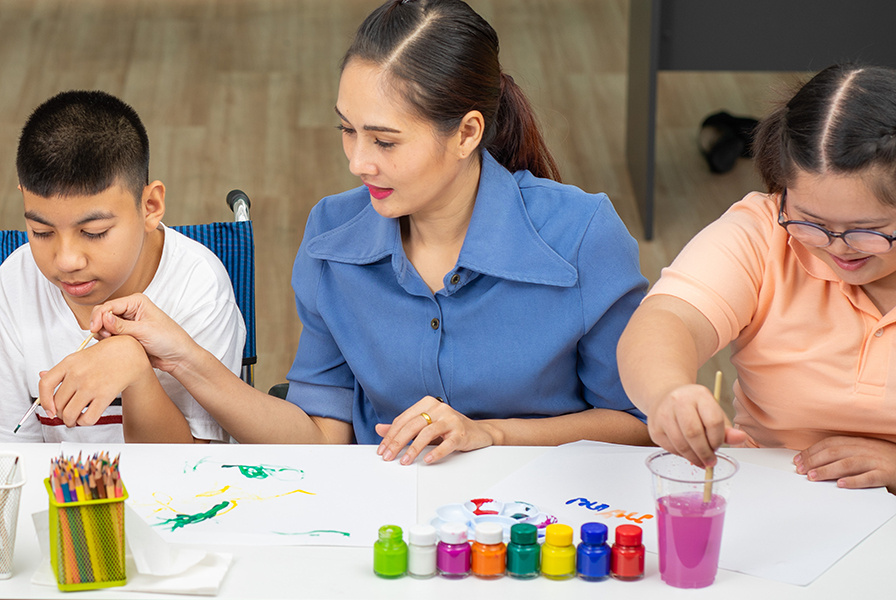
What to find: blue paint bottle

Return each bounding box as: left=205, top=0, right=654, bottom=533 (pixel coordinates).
left=577, top=522, right=610, bottom=581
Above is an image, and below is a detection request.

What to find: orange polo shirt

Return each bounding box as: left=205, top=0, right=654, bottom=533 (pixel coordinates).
left=649, top=192, right=896, bottom=450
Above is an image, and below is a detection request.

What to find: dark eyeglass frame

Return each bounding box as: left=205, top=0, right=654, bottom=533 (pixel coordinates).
left=777, top=189, right=896, bottom=254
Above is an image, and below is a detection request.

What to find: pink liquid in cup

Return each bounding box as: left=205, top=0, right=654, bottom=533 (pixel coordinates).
left=657, top=491, right=727, bottom=588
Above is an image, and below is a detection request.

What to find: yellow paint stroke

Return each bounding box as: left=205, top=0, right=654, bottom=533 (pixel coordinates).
left=198, top=486, right=232, bottom=497
left=144, top=487, right=315, bottom=515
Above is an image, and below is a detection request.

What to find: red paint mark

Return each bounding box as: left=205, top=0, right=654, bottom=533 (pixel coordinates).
left=469, top=498, right=498, bottom=515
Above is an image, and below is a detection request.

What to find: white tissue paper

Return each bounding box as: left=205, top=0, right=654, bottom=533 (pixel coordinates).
left=31, top=504, right=232, bottom=595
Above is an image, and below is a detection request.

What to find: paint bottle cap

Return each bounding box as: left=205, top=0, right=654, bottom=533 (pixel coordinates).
left=544, top=523, right=573, bottom=547
left=580, top=522, right=608, bottom=545
left=474, top=522, right=504, bottom=545
left=439, top=521, right=468, bottom=544
left=614, top=524, right=642, bottom=546
left=510, top=523, right=537, bottom=545
left=378, top=524, right=404, bottom=544
left=409, top=523, right=437, bottom=546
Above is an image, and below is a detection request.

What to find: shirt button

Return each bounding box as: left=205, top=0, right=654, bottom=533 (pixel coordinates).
left=431, top=318, right=440, bottom=330
left=450, top=273, right=460, bottom=285
left=434, top=396, right=444, bottom=403
left=875, top=328, right=884, bottom=337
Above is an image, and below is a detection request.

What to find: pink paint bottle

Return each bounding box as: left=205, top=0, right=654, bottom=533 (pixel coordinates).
left=437, top=522, right=471, bottom=579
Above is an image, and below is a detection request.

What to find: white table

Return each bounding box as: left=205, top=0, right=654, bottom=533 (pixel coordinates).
left=1, top=443, right=893, bottom=599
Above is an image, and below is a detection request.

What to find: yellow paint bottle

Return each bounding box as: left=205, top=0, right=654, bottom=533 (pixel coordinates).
left=541, top=523, right=576, bottom=580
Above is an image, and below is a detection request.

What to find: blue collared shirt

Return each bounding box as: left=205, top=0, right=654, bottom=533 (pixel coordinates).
left=285, top=152, right=647, bottom=444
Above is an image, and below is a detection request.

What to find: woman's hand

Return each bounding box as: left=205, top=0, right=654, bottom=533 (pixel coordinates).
left=647, top=383, right=747, bottom=468
left=794, top=436, right=896, bottom=494
left=375, top=396, right=499, bottom=465
left=89, top=293, right=197, bottom=373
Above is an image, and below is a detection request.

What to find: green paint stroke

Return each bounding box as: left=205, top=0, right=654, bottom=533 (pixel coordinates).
left=157, top=500, right=232, bottom=531
left=220, top=463, right=304, bottom=480
left=273, top=529, right=351, bottom=537
left=186, top=456, right=213, bottom=473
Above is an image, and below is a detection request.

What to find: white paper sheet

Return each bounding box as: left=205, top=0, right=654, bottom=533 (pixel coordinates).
left=62, top=443, right=418, bottom=548
left=485, top=442, right=896, bottom=586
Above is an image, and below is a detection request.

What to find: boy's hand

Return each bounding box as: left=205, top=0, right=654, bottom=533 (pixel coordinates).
left=374, top=396, right=498, bottom=465
left=38, top=336, right=154, bottom=427
left=794, top=436, right=896, bottom=494
left=647, top=383, right=747, bottom=468
left=89, top=293, right=195, bottom=372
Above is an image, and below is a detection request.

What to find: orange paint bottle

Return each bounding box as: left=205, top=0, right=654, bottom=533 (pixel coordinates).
left=471, top=522, right=506, bottom=579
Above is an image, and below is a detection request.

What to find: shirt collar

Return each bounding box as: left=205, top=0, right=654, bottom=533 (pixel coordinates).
left=305, top=151, right=577, bottom=287
left=787, top=229, right=884, bottom=313
left=789, top=236, right=838, bottom=282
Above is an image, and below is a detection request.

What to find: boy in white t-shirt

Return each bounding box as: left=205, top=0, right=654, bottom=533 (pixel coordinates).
left=0, top=90, right=245, bottom=443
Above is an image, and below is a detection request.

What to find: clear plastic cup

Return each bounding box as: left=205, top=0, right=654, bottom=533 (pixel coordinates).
left=0, top=453, right=25, bottom=579
left=646, top=450, right=738, bottom=588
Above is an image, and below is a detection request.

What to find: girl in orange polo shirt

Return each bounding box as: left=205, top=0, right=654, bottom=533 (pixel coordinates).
left=618, top=63, right=896, bottom=494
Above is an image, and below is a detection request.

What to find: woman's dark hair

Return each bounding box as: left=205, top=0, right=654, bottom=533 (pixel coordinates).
left=754, top=63, right=896, bottom=205
left=341, top=0, right=561, bottom=182
left=17, top=90, right=150, bottom=205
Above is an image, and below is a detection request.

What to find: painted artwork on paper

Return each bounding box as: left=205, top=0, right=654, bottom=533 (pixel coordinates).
left=61, top=443, right=417, bottom=547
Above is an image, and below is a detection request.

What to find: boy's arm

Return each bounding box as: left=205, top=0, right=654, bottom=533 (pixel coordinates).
left=38, top=335, right=195, bottom=443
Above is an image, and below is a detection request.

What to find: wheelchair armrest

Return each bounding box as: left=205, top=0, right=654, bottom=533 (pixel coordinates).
left=268, top=382, right=289, bottom=399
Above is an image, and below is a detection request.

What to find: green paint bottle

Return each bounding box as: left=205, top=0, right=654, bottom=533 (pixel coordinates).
left=506, top=523, right=540, bottom=579
left=374, top=525, right=408, bottom=579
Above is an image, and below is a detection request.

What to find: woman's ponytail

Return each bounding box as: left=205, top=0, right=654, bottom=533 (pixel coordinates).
left=487, top=73, right=561, bottom=182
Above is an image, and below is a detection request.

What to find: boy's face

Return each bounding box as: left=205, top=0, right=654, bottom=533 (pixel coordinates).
left=22, top=181, right=165, bottom=316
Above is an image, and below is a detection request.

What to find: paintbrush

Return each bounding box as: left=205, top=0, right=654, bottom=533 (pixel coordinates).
left=703, top=370, right=723, bottom=503
left=13, top=333, right=93, bottom=434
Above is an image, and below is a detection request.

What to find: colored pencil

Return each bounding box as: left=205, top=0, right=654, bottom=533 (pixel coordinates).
left=49, top=451, right=125, bottom=585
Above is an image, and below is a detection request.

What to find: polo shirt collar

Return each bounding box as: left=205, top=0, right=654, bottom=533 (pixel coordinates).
left=789, top=237, right=838, bottom=283
left=305, top=151, right=577, bottom=287
left=788, top=235, right=882, bottom=314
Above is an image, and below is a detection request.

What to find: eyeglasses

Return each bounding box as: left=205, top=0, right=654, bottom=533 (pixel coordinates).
left=777, top=190, right=896, bottom=254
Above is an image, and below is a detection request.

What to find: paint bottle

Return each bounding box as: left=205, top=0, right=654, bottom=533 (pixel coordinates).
left=437, top=521, right=471, bottom=579
left=577, top=522, right=611, bottom=581
left=611, top=524, right=645, bottom=581
left=373, top=524, right=408, bottom=579
left=506, top=523, right=540, bottom=579
left=540, top=523, right=576, bottom=580
left=471, top=521, right=506, bottom=579
left=407, top=524, right=438, bottom=579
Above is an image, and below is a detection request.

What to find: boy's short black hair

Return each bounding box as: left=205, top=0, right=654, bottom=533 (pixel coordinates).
left=16, top=90, right=150, bottom=205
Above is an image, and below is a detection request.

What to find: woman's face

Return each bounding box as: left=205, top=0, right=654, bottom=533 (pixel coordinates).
left=786, top=171, right=896, bottom=288
left=335, top=59, right=475, bottom=221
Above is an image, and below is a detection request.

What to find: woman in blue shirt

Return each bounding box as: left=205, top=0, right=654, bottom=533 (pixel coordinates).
left=76, top=0, right=650, bottom=462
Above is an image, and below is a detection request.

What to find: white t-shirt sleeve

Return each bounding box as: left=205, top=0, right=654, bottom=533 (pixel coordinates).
left=0, top=254, right=42, bottom=442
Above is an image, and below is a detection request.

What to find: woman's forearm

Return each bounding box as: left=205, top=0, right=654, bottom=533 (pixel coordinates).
left=168, top=344, right=353, bottom=444
left=482, top=407, right=652, bottom=447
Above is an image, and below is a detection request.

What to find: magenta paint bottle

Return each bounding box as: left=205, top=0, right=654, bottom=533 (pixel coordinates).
left=437, top=521, right=471, bottom=579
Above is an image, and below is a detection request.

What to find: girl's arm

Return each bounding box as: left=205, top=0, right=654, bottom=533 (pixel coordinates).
left=617, top=294, right=746, bottom=467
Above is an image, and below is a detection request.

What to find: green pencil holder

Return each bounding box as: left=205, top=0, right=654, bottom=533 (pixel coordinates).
left=44, top=478, right=128, bottom=591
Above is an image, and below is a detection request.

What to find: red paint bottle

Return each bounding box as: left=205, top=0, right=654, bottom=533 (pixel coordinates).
left=610, top=524, right=644, bottom=581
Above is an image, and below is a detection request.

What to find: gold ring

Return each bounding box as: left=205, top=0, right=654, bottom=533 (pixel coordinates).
left=420, top=412, right=432, bottom=426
